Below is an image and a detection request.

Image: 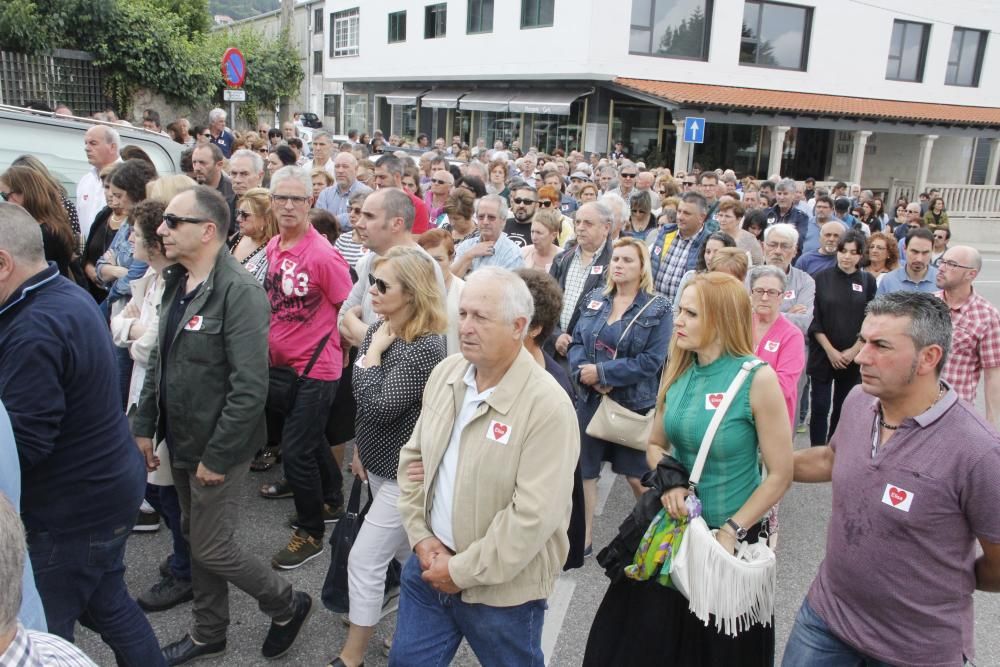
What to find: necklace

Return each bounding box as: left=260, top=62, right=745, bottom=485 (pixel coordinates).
left=878, top=383, right=946, bottom=430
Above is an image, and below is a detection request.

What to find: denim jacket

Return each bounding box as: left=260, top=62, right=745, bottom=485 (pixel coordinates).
left=567, top=289, right=672, bottom=411
left=95, top=222, right=148, bottom=304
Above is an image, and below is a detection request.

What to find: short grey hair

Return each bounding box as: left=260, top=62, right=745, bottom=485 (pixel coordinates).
left=466, top=267, right=534, bottom=339
left=765, top=222, right=799, bottom=247
left=0, top=492, right=25, bottom=635
left=680, top=191, right=708, bottom=216
left=480, top=193, right=508, bottom=220
left=270, top=165, right=312, bottom=195
left=598, top=193, right=626, bottom=225
left=465, top=162, right=487, bottom=181
left=186, top=186, right=231, bottom=241
left=0, top=203, right=45, bottom=263
left=749, top=264, right=787, bottom=290
left=230, top=148, right=263, bottom=174
left=209, top=108, right=226, bottom=123
left=776, top=178, right=796, bottom=193
left=312, top=129, right=333, bottom=142
left=98, top=124, right=121, bottom=149
left=866, top=292, right=952, bottom=374
left=380, top=188, right=416, bottom=231
left=580, top=201, right=613, bottom=226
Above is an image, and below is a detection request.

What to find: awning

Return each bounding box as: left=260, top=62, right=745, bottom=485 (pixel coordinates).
left=509, top=89, right=590, bottom=115
left=380, top=88, right=429, bottom=106
left=459, top=90, right=517, bottom=112
left=421, top=88, right=469, bottom=109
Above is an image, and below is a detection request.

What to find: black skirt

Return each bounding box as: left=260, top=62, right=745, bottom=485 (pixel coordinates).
left=584, top=577, right=775, bottom=667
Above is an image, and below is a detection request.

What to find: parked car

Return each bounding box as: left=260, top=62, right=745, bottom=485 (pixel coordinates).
left=297, top=112, right=322, bottom=129
left=0, top=104, right=184, bottom=198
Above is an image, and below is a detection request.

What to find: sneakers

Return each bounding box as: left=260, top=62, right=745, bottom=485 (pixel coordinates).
left=133, top=509, right=161, bottom=533
left=162, top=634, right=226, bottom=666
left=261, top=591, right=313, bottom=660
left=340, top=586, right=400, bottom=626
left=287, top=504, right=345, bottom=529
left=796, top=422, right=808, bottom=434
left=272, top=529, right=324, bottom=570
left=138, top=574, right=194, bottom=612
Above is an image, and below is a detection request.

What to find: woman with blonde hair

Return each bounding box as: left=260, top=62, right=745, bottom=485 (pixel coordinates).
left=145, top=174, right=197, bottom=204
left=584, top=272, right=793, bottom=666
left=708, top=246, right=750, bottom=282
left=328, top=246, right=447, bottom=667
left=521, top=208, right=564, bottom=272
left=416, top=228, right=464, bottom=355
left=230, top=187, right=278, bottom=283
left=568, top=236, right=672, bottom=555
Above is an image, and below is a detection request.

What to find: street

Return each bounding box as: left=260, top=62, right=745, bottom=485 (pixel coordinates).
left=75, top=252, right=1000, bottom=667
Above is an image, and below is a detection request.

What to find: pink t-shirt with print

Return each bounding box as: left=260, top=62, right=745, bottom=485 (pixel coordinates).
left=265, top=225, right=352, bottom=381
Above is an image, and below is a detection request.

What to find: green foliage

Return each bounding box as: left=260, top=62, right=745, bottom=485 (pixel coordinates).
left=0, top=0, right=50, bottom=54
left=208, top=0, right=279, bottom=21
left=155, top=0, right=212, bottom=35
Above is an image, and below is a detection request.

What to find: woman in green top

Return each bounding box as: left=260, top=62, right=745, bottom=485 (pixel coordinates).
left=584, top=272, right=793, bottom=666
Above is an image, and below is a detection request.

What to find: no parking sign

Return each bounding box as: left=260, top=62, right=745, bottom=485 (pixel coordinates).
left=221, top=47, right=246, bottom=88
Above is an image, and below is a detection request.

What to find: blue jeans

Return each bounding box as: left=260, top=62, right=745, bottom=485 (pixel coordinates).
left=146, top=483, right=191, bottom=581
left=389, top=555, right=546, bottom=667
left=782, top=599, right=897, bottom=667
left=28, top=522, right=166, bottom=667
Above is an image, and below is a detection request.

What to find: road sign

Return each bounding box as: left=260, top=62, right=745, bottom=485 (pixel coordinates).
left=223, top=89, right=246, bottom=102
left=221, top=47, right=246, bottom=88
left=684, top=116, right=705, bottom=144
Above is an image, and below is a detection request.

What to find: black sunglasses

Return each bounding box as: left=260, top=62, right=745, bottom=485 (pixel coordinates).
left=367, top=272, right=391, bottom=294
left=431, top=178, right=449, bottom=185
left=620, top=173, right=637, bottom=178
left=163, top=213, right=210, bottom=229
left=512, top=197, right=536, bottom=205
left=539, top=200, right=553, bottom=208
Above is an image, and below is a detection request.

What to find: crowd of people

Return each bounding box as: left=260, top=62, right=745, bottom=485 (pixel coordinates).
left=2, top=105, right=1000, bottom=667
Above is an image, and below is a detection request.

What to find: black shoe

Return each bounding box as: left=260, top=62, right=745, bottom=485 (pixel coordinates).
left=325, top=658, right=364, bottom=667
left=261, top=591, right=313, bottom=660
left=133, top=510, right=161, bottom=533
left=159, top=557, right=172, bottom=578
left=162, top=634, right=226, bottom=666
left=139, top=574, right=194, bottom=612
left=287, top=503, right=346, bottom=529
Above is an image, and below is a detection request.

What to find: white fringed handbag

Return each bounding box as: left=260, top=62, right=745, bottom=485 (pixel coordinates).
left=669, top=359, right=777, bottom=637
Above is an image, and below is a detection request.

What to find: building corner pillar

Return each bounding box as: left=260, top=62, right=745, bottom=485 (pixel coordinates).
left=767, top=126, right=791, bottom=179
left=915, top=134, right=938, bottom=195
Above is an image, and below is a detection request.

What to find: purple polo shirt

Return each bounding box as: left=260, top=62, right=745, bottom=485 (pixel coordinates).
left=807, top=383, right=1000, bottom=667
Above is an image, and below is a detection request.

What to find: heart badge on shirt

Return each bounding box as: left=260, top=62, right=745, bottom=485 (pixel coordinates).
left=784, top=290, right=795, bottom=300
left=587, top=300, right=602, bottom=310
left=591, top=265, right=604, bottom=275
left=852, top=283, right=863, bottom=292
left=764, top=340, right=780, bottom=353
left=881, top=484, right=913, bottom=512
left=487, top=420, right=512, bottom=445
left=184, top=315, right=204, bottom=331
left=705, top=393, right=724, bottom=410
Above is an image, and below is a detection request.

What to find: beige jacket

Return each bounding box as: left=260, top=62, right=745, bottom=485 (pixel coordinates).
left=397, top=348, right=579, bottom=606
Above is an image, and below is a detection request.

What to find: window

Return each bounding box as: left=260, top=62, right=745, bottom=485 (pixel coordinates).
left=521, top=0, right=554, bottom=28
left=946, top=27, right=986, bottom=87
left=425, top=3, right=447, bottom=39
left=324, top=94, right=340, bottom=124
left=467, top=0, right=494, bottom=34
left=630, top=0, right=713, bottom=61
left=740, top=1, right=812, bottom=70
left=314, top=8, right=323, bottom=33
left=330, top=8, right=360, bottom=58
left=885, top=20, right=929, bottom=82
left=313, top=50, right=322, bottom=74
left=344, top=94, right=368, bottom=135
left=388, top=11, right=407, bottom=43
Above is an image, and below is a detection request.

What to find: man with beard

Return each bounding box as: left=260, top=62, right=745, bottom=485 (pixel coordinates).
left=191, top=144, right=236, bottom=234
left=504, top=184, right=538, bottom=248
left=877, top=228, right=938, bottom=295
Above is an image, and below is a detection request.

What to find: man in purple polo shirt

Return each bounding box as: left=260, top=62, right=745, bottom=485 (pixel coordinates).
left=786, top=291, right=1000, bottom=667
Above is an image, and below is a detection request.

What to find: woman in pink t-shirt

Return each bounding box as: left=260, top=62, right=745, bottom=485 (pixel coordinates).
left=750, top=265, right=805, bottom=428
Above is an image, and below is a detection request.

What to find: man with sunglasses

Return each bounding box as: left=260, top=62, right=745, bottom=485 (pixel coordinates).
left=609, top=161, right=638, bottom=202
left=503, top=184, right=539, bottom=248
left=133, top=187, right=313, bottom=664
left=935, top=246, right=1000, bottom=427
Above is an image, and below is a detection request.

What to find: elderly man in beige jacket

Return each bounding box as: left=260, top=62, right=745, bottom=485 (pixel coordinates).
left=392, top=267, right=579, bottom=666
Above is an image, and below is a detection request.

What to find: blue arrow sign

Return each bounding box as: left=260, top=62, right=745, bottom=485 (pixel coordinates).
left=684, top=117, right=705, bottom=144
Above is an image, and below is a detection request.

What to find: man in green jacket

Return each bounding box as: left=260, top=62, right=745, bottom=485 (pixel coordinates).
left=132, top=187, right=311, bottom=666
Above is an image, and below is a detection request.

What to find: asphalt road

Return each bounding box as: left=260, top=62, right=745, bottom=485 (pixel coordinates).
left=76, top=251, right=1000, bottom=667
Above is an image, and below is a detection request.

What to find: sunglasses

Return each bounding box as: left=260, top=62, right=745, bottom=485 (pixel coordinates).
left=367, top=272, right=391, bottom=294
left=539, top=200, right=553, bottom=208
left=162, top=213, right=210, bottom=229
left=201, top=133, right=211, bottom=138
left=236, top=209, right=251, bottom=220
left=620, top=173, right=637, bottom=178
left=512, top=197, right=536, bottom=205
left=431, top=179, right=449, bottom=185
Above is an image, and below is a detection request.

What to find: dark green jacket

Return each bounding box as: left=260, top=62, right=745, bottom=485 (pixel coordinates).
left=132, top=245, right=269, bottom=473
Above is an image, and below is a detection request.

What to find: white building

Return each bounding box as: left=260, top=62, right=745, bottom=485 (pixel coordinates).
left=320, top=0, right=1000, bottom=193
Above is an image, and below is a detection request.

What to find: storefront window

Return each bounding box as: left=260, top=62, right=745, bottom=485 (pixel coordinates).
left=477, top=112, right=521, bottom=149
left=611, top=104, right=659, bottom=162
left=526, top=102, right=584, bottom=153
left=391, top=104, right=418, bottom=142
left=343, top=93, right=368, bottom=134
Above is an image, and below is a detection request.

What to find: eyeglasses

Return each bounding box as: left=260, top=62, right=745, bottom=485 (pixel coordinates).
left=539, top=200, right=553, bottom=208
left=236, top=209, right=251, bottom=220
left=256, top=148, right=269, bottom=154
left=162, top=213, right=211, bottom=229
left=512, top=198, right=536, bottom=205
left=431, top=179, right=449, bottom=185
left=751, top=288, right=782, bottom=298
left=938, top=259, right=974, bottom=270
left=367, top=273, right=391, bottom=294
left=620, top=173, right=637, bottom=179
left=201, top=133, right=211, bottom=138
left=682, top=181, right=696, bottom=186
left=349, top=206, right=363, bottom=215
left=271, top=194, right=311, bottom=205
left=764, top=241, right=795, bottom=251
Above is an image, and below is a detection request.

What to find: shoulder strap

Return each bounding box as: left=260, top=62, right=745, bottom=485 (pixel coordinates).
left=612, top=296, right=660, bottom=359
left=688, top=359, right=763, bottom=488
left=300, top=331, right=333, bottom=379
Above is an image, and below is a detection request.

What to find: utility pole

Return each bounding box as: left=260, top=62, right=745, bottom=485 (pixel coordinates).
left=277, top=0, right=295, bottom=126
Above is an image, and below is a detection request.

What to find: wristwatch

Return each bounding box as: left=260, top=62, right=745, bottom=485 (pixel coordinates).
left=725, top=518, right=748, bottom=541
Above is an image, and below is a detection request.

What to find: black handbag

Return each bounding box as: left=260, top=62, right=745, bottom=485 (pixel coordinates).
left=320, top=476, right=403, bottom=614
left=267, top=331, right=332, bottom=415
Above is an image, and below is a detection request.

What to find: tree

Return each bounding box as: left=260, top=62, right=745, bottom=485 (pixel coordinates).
left=657, top=6, right=706, bottom=58
left=0, top=0, right=50, bottom=54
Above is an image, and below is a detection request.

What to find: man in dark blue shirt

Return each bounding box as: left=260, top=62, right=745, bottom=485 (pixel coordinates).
left=0, top=203, right=163, bottom=664
left=768, top=178, right=810, bottom=256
